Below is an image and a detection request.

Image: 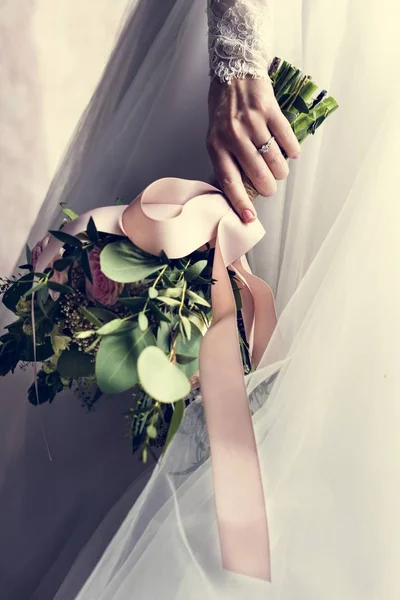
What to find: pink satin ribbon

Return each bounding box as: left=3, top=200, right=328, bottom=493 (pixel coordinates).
left=37, top=177, right=277, bottom=581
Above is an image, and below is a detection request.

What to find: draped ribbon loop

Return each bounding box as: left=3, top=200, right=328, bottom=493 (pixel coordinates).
left=36, top=177, right=277, bottom=581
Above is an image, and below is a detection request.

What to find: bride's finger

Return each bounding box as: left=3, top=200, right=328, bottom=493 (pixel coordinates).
left=232, top=136, right=277, bottom=198
left=252, top=125, right=289, bottom=181
left=208, top=144, right=257, bottom=223
left=268, top=107, right=301, bottom=159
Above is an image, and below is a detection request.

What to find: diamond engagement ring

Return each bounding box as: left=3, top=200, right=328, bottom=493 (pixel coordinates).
left=258, top=136, right=275, bottom=155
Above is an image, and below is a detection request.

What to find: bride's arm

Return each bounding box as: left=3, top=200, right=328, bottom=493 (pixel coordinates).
left=207, top=0, right=273, bottom=84
left=206, top=0, right=300, bottom=222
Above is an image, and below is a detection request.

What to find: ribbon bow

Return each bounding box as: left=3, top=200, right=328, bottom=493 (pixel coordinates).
left=37, top=177, right=277, bottom=581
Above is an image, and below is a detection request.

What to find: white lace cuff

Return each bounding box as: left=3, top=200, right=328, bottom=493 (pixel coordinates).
left=207, top=0, right=273, bottom=84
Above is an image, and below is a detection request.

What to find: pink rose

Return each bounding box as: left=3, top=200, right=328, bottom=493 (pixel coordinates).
left=85, top=247, right=123, bottom=307
left=31, top=234, right=68, bottom=300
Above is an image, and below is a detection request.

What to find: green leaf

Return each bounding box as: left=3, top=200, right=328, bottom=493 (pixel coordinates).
left=61, top=205, right=80, bottom=221
left=138, top=346, right=191, bottom=404
left=186, top=290, right=211, bottom=308
left=47, top=282, right=74, bottom=295
left=81, top=249, right=93, bottom=284
left=100, top=240, right=167, bottom=283
left=162, top=399, right=185, bottom=455
left=157, top=296, right=181, bottom=307
left=49, top=230, right=83, bottom=248
left=57, top=345, right=95, bottom=378
left=80, top=306, right=117, bottom=327
left=24, top=280, right=47, bottom=298
left=25, top=244, right=32, bottom=265
left=185, top=260, right=207, bottom=281
left=96, top=327, right=155, bottom=394
left=36, top=285, right=50, bottom=318
left=149, top=301, right=171, bottom=323
left=148, top=287, right=158, bottom=299
left=53, top=258, right=73, bottom=272
left=175, top=322, right=202, bottom=360
left=2, top=273, right=33, bottom=311
left=119, top=297, right=147, bottom=311
left=138, top=312, right=148, bottom=332
left=162, top=287, right=184, bottom=298
left=97, top=318, right=134, bottom=336
left=146, top=424, right=157, bottom=439
left=157, top=321, right=171, bottom=353
left=180, top=316, right=191, bottom=340
left=86, top=216, right=99, bottom=244
left=75, top=330, right=96, bottom=340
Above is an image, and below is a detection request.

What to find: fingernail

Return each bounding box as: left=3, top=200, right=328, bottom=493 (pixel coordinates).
left=242, top=208, right=256, bottom=223
left=292, top=153, right=300, bottom=159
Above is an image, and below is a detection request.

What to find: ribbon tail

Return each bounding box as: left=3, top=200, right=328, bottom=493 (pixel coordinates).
left=199, top=239, right=271, bottom=581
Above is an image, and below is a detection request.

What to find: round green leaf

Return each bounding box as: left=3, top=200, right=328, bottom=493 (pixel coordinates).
left=138, top=346, right=191, bottom=404
left=96, top=327, right=156, bottom=394
left=100, top=241, right=166, bottom=283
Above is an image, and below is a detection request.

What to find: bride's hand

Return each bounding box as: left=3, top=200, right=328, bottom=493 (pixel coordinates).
left=206, top=76, right=301, bottom=223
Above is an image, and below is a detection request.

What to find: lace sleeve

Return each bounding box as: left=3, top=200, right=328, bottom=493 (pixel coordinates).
left=207, top=0, right=273, bottom=84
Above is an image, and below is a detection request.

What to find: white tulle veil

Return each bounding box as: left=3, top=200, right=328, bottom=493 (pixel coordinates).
left=22, top=0, right=400, bottom=597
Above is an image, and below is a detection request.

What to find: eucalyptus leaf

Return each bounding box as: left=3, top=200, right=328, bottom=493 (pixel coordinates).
left=100, top=241, right=166, bottom=283
left=162, top=287, right=184, bottom=298
left=157, top=321, right=171, bottom=353
left=180, top=316, right=192, bottom=340
left=157, top=296, right=181, bottom=307
left=146, top=425, right=157, bottom=439
left=149, top=301, right=171, bottom=323
left=138, top=346, right=191, bottom=404
left=80, top=306, right=116, bottom=328
left=148, top=287, right=158, bottom=299
left=97, top=318, right=134, bottom=336
left=186, top=290, right=211, bottom=308
left=138, top=312, right=148, bottom=332
left=175, top=322, right=202, bottom=360
left=96, top=327, right=155, bottom=394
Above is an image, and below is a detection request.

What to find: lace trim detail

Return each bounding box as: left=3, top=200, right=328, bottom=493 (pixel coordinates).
left=207, top=0, right=273, bottom=84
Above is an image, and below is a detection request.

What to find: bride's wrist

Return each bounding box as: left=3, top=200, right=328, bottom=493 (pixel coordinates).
left=207, top=0, right=273, bottom=85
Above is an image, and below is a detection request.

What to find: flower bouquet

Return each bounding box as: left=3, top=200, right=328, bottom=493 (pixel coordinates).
left=0, top=59, right=338, bottom=461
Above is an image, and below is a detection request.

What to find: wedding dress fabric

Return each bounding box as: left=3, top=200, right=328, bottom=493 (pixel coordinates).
left=1, top=0, right=399, bottom=598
